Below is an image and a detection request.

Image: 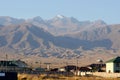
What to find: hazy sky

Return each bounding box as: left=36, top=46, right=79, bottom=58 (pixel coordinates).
left=0, top=0, right=120, bottom=24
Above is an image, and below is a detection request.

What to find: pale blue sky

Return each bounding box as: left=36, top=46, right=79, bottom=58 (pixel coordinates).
left=0, top=0, right=120, bottom=24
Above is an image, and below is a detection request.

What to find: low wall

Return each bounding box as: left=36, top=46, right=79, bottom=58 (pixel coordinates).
left=93, top=72, right=120, bottom=78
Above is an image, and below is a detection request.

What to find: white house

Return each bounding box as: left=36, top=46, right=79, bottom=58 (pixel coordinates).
left=58, top=67, right=66, bottom=72
left=106, top=56, right=120, bottom=73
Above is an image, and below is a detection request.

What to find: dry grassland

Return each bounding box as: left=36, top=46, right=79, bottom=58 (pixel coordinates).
left=18, top=73, right=120, bottom=80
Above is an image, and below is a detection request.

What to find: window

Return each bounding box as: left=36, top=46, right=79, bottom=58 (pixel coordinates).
left=116, top=63, right=120, bottom=67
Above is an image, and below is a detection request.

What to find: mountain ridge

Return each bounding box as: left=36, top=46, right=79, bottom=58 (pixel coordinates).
left=0, top=16, right=120, bottom=62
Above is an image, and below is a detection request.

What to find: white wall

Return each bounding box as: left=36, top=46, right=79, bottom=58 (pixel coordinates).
left=106, top=63, right=114, bottom=73
left=93, top=72, right=120, bottom=78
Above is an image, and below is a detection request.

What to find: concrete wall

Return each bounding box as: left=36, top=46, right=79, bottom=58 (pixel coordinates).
left=75, top=72, right=120, bottom=78
left=106, top=63, right=114, bottom=73
left=93, top=72, right=120, bottom=78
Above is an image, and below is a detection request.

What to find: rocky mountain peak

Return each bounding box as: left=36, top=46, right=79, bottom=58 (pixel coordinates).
left=56, top=15, right=65, bottom=19
left=92, top=20, right=106, bottom=25
left=32, top=16, right=43, bottom=22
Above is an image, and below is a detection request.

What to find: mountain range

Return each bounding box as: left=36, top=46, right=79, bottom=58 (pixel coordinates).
left=0, top=15, right=120, bottom=64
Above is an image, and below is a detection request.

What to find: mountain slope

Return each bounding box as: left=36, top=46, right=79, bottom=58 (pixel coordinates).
left=0, top=22, right=113, bottom=58
left=0, top=16, right=120, bottom=59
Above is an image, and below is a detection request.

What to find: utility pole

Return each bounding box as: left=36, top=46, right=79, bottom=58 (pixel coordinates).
left=40, top=61, right=41, bottom=68
left=65, top=61, right=68, bottom=80
left=4, top=47, right=8, bottom=72
left=5, top=54, right=8, bottom=61
left=76, top=56, right=79, bottom=76
left=6, top=54, right=8, bottom=72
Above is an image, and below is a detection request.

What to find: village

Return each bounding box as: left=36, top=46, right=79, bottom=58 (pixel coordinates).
left=0, top=56, right=120, bottom=80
